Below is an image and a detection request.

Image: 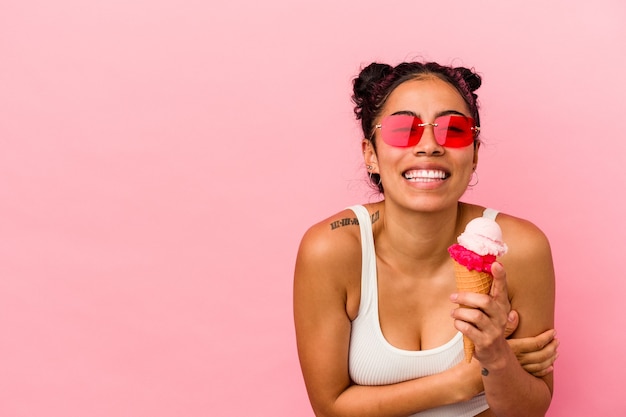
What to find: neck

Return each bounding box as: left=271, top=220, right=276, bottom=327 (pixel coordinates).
left=376, top=202, right=465, bottom=270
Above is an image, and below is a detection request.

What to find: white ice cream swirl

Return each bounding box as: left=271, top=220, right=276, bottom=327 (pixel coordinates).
left=457, top=217, right=508, bottom=256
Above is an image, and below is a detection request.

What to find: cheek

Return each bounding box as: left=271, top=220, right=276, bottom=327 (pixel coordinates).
left=374, top=146, right=404, bottom=166
left=460, top=145, right=478, bottom=162
left=450, top=147, right=476, bottom=164
left=451, top=150, right=478, bottom=181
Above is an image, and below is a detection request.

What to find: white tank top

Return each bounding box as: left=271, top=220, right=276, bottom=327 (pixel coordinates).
left=347, top=205, right=493, bottom=417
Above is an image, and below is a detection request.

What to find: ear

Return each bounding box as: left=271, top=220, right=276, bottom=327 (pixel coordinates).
left=362, top=139, right=379, bottom=173
left=472, top=140, right=480, bottom=169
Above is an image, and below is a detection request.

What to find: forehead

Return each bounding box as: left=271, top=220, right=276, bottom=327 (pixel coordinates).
left=382, top=76, right=470, bottom=116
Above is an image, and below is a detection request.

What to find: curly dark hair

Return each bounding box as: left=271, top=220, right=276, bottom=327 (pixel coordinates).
left=352, top=61, right=482, bottom=192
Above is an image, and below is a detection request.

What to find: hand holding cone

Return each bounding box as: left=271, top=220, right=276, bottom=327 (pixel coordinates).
left=448, top=217, right=508, bottom=363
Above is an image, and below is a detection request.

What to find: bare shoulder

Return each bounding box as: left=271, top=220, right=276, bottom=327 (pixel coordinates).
left=296, top=208, right=363, bottom=271
left=495, top=212, right=552, bottom=264
left=294, top=207, right=367, bottom=301
left=294, top=205, right=383, bottom=320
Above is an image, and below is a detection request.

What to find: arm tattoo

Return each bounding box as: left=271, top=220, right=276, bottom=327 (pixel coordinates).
left=330, top=210, right=380, bottom=230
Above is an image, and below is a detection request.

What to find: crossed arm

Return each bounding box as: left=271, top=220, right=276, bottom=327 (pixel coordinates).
left=294, top=217, right=556, bottom=417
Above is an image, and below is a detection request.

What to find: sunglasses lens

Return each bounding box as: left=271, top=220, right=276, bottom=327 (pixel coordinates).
left=378, top=115, right=476, bottom=148
left=433, top=115, right=475, bottom=148
left=379, top=115, right=423, bottom=147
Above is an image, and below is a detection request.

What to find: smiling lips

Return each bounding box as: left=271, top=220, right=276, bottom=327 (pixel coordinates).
left=403, top=169, right=449, bottom=182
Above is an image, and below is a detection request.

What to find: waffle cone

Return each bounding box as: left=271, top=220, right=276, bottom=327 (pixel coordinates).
left=452, top=260, right=493, bottom=362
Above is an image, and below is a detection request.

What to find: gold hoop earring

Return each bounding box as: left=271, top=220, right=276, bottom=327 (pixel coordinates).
left=468, top=170, right=479, bottom=187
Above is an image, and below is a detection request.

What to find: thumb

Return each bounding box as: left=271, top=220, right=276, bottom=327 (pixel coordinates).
left=490, top=262, right=511, bottom=319
left=490, top=262, right=509, bottom=302
left=504, top=309, right=519, bottom=338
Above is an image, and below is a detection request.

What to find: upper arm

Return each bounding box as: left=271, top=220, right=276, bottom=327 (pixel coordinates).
left=501, top=216, right=556, bottom=338
left=500, top=216, right=556, bottom=393
left=293, top=221, right=360, bottom=414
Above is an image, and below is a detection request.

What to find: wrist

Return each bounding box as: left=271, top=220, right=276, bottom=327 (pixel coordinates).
left=477, top=339, right=514, bottom=373
left=450, top=361, right=483, bottom=402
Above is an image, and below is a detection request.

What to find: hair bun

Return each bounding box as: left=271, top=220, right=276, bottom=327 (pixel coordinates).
left=456, top=67, right=482, bottom=92
left=353, top=63, right=392, bottom=98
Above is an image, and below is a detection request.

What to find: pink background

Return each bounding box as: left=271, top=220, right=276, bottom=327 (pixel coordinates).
left=1, top=1, right=624, bottom=415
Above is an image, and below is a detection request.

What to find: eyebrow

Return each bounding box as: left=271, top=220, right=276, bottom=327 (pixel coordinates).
left=390, top=109, right=469, bottom=118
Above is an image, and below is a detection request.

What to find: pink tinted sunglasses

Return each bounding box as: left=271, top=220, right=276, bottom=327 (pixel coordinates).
left=373, top=114, right=479, bottom=148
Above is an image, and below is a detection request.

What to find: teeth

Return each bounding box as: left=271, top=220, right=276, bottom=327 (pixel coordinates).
left=404, top=169, right=447, bottom=181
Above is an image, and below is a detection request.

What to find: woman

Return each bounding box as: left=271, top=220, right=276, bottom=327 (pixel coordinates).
left=293, top=61, right=557, bottom=417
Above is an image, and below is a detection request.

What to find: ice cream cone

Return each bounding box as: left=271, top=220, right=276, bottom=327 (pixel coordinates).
left=452, top=260, right=493, bottom=362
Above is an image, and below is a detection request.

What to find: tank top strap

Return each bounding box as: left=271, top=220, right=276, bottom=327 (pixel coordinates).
left=482, top=207, right=500, bottom=220
left=346, top=205, right=377, bottom=315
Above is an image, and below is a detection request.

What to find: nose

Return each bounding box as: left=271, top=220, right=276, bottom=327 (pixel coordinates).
left=412, top=123, right=444, bottom=155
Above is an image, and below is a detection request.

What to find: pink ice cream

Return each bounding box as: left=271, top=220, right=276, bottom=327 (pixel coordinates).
left=448, top=217, right=508, bottom=273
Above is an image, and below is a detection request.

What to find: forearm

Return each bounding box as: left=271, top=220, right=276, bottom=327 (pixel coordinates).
left=481, top=345, right=552, bottom=417
left=316, top=366, right=480, bottom=417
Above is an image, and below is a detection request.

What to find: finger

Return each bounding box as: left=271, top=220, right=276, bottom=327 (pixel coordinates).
left=489, top=262, right=509, bottom=305
left=521, top=351, right=559, bottom=376
left=489, top=263, right=512, bottom=329
left=451, top=292, right=508, bottom=336
left=450, top=292, right=492, bottom=309
left=452, top=307, right=484, bottom=331
left=511, top=338, right=559, bottom=366
left=526, top=364, right=555, bottom=378
left=503, top=309, right=519, bottom=338
left=531, top=366, right=554, bottom=378
left=511, top=329, right=557, bottom=354
left=452, top=304, right=503, bottom=342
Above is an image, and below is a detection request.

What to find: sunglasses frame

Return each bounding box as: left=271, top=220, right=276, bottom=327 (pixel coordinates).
left=372, top=114, right=480, bottom=148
